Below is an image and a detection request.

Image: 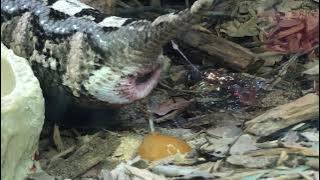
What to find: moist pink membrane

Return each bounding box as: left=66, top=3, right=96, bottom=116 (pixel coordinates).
left=118, top=67, right=162, bottom=102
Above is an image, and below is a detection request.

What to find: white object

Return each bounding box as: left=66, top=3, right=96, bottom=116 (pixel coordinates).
left=51, top=0, right=93, bottom=16
left=1, top=43, right=45, bottom=180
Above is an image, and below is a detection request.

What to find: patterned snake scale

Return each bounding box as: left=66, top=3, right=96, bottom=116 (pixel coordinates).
left=1, top=0, right=215, bottom=122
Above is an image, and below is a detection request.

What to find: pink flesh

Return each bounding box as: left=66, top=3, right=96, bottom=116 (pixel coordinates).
left=119, top=68, right=162, bottom=102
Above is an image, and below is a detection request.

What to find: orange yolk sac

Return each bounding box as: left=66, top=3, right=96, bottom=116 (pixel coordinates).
left=138, top=133, right=192, bottom=161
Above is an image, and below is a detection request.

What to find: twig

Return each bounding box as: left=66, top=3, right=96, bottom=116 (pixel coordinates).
left=154, top=110, right=180, bottom=123
left=299, top=171, right=314, bottom=180
left=185, top=0, right=190, bottom=7
left=116, top=0, right=131, bottom=8
left=71, top=128, right=81, bottom=137
left=149, top=117, right=155, bottom=132
left=265, top=53, right=300, bottom=90
left=49, top=146, right=76, bottom=164
left=171, top=40, right=200, bottom=74
left=47, top=132, right=120, bottom=178
left=53, top=124, right=65, bottom=152
left=131, top=0, right=143, bottom=7
left=244, top=147, right=319, bottom=157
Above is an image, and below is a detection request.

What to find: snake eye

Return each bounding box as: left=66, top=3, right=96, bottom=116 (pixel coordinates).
left=135, top=71, right=153, bottom=84
left=127, top=74, right=135, bottom=78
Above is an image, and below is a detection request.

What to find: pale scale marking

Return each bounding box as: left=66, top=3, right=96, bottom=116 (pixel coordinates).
left=98, top=16, right=129, bottom=27
left=51, top=0, right=93, bottom=16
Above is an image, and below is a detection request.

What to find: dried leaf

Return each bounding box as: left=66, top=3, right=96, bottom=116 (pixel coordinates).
left=265, top=10, right=319, bottom=54
left=302, top=64, right=319, bottom=75
left=278, top=19, right=303, bottom=28
left=230, top=134, right=259, bottom=155
left=227, top=155, right=278, bottom=168
left=152, top=98, right=191, bottom=116
left=276, top=0, right=304, bottom=13
left=272, top=22, right=304, bottom=39
left=301, top=130, right=319, bottom=142
left=220, top=18, right=259, bottom=37
left=110, top=163, right=166, bottom=180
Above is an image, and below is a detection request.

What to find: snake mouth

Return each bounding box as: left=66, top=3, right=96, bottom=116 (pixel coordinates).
left=118, top=66, right=162, bottom=102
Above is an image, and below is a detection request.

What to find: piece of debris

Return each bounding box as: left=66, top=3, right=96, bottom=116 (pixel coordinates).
left=108, top=162, right=166, bottom=180
left=230, top=134, right=259, bottom=155
left=245, top=93, right=319, bottom=137
left=177, top=30, right=264, bottom=71
left=227, top=154, right=278, bottom=168
left=151, top=97, right=192, bottom=116
left=265, top=10, right=319, bottom=54
left=138, top=132, right=192, bottom=161
left=46, top=132, right=120, bottom=178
